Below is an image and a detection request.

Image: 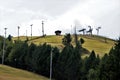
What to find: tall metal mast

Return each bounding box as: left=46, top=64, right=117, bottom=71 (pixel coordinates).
left=18, top=26, right=20, bottom=40
left=42, top=21, right=44, bottom=37
left=2, top=28, right=7, bottom=64
left=30, top=24, right=33, bottom=39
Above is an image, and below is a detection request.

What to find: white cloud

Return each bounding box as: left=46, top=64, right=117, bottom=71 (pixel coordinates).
left=0, top=0, right=120, bottom=39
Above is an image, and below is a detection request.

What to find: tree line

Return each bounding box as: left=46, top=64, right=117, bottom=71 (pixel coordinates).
left=0, top=34, right=120, bottom=80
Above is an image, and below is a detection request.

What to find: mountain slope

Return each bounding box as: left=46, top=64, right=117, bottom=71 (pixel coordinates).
left=0, top=65, right=48, bottom=80
left=12, top=35, right=115, bottom=57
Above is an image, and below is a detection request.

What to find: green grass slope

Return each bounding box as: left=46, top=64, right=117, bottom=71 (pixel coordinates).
left=0, top=65, right=48, bottom=80
left=81, top=35, right=115, bottom=57
left=12, top=35, right=115, bottom=57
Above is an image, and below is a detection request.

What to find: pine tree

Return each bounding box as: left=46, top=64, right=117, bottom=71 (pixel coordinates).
left=52, top=47, right=60, bottom=78
left=7, top=34, right=12, bottom=41
left=85, top=50, right=97, bottom=71
left=107, top=38, right=120, bottom=80
left=32, top=43, right=52, bottom=76
left=99, top=38, right=120, bottom=80
left=56, top=45, right=82, bottom=80
left=80, top=38, right=85, bottom=45
left=87, top=69, right=99, bottom=80
left=8, top=41, right=28, bottom=68
left=25, top=43, right=36, bottom=71
left=99, top=54, right=109, bottom=80
left=62, top=33, right=72, bottom=46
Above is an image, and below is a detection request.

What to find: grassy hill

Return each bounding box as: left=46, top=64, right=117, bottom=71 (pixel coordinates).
left=0, top=35, right=115, bottom=79
left=12, top=35, right=115, bottom=57
left=0, top=65, right=48, bottom=80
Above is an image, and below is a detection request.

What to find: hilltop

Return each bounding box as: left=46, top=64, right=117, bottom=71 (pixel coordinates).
left=12, top=35, right=115, bottom=57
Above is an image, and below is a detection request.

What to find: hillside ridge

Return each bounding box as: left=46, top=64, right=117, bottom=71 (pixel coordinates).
left=12, top=35, right=115, bottom=57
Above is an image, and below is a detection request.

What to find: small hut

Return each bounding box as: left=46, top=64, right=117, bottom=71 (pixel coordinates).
left=55, top=30, right=61, bottom=35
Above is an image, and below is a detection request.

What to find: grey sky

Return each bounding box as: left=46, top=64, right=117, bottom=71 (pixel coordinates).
left=0, top=0, right=120, bottom=39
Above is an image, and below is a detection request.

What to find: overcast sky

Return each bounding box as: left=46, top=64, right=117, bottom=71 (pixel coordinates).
left=0, top=0, right=120, bottom=39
